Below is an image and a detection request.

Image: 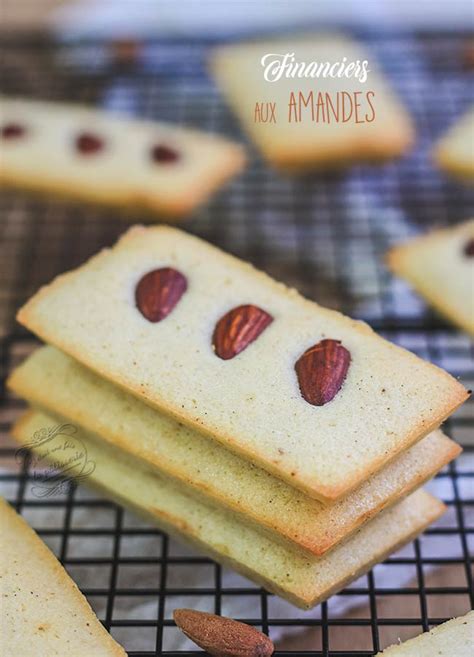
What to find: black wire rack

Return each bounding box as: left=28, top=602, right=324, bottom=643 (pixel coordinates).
left=0, top=31, right=473, bottom=656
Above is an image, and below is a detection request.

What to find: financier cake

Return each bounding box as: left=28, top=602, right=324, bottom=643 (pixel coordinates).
left=376, top=611, right=473, bottom=656
left=433, top=107, right=474, bottom=180
left=1, top=497, right=127, bottom=657
left=0, top=97, right=246, bottom=217
left=387, top=219, right=474, bottom=335
left=210, top=34, right=414, bottom=170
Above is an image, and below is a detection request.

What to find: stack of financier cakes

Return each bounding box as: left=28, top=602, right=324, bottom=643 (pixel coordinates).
left=9, top=226, right=469, bottom=609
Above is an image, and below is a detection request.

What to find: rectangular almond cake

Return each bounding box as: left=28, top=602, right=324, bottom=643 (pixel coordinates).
left=0, top=98, right=246, bottom=217
left=210, top=34, right=414, bottom=169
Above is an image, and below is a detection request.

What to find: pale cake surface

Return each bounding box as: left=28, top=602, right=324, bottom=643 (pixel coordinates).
left=17, top=226, right=468, bottom=501
left=13, top=411, right=445, bottom=610
left=0, top=497, right=126, bottom=657
left=210, top=34, right=414, bottom=169
left=0, top=97, right=246, bottom=217
left=434, top=108, right=474, bottom=180
left=8, top=345, right=461, bottom=557
left=388, top=220, right=474, bottom=335
left=377, top=610, right=473, bottom=656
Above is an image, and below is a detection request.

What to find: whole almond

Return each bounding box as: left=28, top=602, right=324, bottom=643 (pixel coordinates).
left=173, top=608, right=274, bottom=657
left=135, top=267, right=187, bottom=322
left=463, top=238, right=474, bottom=257
left=212, top=304, right=273, bottom=360
left=463, top=40, right=474, bottom=69
left=295, top=338, right=351, bottom=406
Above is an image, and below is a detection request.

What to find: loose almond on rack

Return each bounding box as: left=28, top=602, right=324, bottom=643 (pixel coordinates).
left=173, top=608, right=274, bottom=657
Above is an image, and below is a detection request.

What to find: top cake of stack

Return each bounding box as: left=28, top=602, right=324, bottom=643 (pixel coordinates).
left=17, top=226, right=468, bottom=502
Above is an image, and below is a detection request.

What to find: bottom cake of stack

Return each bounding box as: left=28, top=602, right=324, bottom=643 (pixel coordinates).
left=13, top=410, right=445, bottom=610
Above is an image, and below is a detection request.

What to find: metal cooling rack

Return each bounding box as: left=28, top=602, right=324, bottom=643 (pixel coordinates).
left=0, top=32, right=473, bottom=655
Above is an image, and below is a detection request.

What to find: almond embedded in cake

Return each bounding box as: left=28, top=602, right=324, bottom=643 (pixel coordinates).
left=17, top=226, right=469, bottom=502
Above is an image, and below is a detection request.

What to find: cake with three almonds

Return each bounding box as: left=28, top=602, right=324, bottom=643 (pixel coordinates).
left=9, top=224, right=468, bottom=608
left=0, top=98, right=246, bottom=217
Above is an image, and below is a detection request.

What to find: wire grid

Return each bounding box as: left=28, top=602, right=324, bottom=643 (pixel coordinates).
left=0, top=32, right=473, bottom=655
